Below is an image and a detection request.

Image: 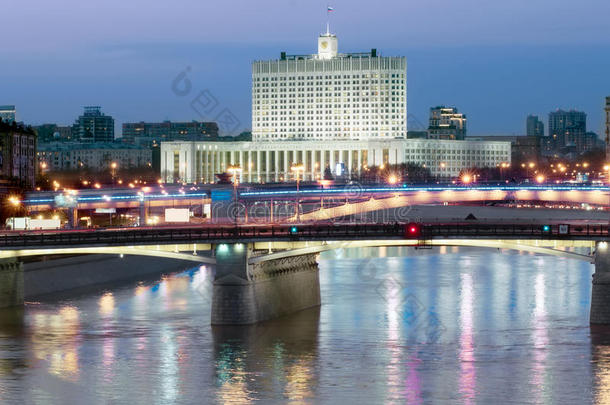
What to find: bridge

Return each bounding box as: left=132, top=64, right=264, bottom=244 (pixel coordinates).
left=20, top=184, right=610, bottom=227
left=1, top=221, right=609, bottom=326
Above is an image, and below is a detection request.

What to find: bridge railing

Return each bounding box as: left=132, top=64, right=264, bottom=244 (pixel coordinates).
left=0, top=223, right=607, bottom=249
left=421, top=223, right=609, bottom=238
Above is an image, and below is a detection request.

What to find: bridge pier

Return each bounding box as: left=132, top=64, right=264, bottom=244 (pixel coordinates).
left=0, top=258, right=24, bottom=308
left=211, top=243, right=320, bottom=325
left=591, top=242, right=610, bottom=324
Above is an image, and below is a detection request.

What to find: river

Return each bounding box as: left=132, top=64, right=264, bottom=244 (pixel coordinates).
left=0, top=246, right=607, bottom=404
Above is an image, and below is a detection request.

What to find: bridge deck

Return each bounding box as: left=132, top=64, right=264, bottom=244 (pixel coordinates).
left=0, top=223, right=608, bottom=250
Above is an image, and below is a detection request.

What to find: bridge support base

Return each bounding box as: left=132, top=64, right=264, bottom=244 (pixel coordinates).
left=0, top=259, right=23, bottom=308
left=211, top=243, right=320, bottom=325
left=591, top=242, right=610, bottom=324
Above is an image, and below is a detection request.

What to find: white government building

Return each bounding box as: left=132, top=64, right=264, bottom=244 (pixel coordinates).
left=161, top=30, right=510, bottom=183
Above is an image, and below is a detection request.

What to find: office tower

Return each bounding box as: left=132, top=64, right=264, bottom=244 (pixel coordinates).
left=161, top=30, right=510, bottom=183
left=251, top=30, right=406, bottom=142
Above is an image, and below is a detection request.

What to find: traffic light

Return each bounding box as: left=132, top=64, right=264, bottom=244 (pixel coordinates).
left=542, top=225, right=551, bottom=233
left=290, top=226, right=298, bottom=235
left=405, top=223, right=421, bottom=238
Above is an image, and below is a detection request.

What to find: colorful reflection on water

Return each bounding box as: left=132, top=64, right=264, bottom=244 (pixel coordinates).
left=0, top=248, right=606, bottom=403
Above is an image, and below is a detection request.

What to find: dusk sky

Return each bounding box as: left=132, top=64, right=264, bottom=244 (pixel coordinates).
left=3, top=0, right=610, bottom=136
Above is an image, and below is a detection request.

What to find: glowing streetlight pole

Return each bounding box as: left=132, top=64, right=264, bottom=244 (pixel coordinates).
left=7, top=196, right=20, bottom=229
left=228, top=165, right=242, bottom=223
left=604, top=163, right=610, bottom=221
left=291, top=163, right=305, bottom=222
left=110, top=162, right=118, bottom=185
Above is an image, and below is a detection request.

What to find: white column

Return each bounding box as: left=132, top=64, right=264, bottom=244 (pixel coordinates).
left=256, top=150, right=261, bottom=183
left=330, top=148, right=335, bottom=175
left=321, top=150, right=325, bottom=179
left=358, top=149, right=362, bottom=175
left=264, top=150, right=268, bottom=182
left=283, top=150, right=288, bottom=181
left=303, top=150, right=308, bottom=181
left=239, top=150, right=244, bottom=183
left=348, top=149, right=353, bottom=178
left=274, top=151, right=279, bottom=182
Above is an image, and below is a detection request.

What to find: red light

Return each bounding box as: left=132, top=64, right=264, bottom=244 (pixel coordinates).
left=406, top=223, right=421, bottom=238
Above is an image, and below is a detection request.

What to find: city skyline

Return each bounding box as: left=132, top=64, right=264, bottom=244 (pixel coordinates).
left=2, top=1, right=610, bottom=136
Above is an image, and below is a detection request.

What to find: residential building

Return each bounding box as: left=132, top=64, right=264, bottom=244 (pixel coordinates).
left=122, top=121, right=219, bottom=145
left=582, top=132, right=599, bottom=154
left=37, top=142, right=151, bottom=172
left=548, top=109, right=587, bottom=155
left=526, top=115, right=544, bottom=137
left=73, top=106, right=114, bottom=143
left=0, top=120, right=37, bottom=188
left=428, top=106, right=466, bottom=140
left=0, top=105, right=16, bottom=123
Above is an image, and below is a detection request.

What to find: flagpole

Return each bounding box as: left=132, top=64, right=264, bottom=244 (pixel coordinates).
left=326, top=5, right=334, bottom=34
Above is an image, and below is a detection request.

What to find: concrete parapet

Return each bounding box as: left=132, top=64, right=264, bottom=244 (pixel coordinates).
left=0, top=258, right=24, bottom=308
left=211, top=243, right=321, bottom=325
left=591, top=241, right=610, bottom=324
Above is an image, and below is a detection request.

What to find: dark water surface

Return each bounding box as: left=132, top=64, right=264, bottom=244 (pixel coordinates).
left=0, top=247, right=607, bottom=404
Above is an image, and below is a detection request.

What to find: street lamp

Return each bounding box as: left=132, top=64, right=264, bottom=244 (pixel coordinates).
left=227, top=165, right=242, bottom=224
left=7, top=195, right=21, bottom=229
left=604, top=164, right=610, bottom=234
left=227, top=165, right=242, bottom=185
left=291, top=163, right=305, bottom=222
left=110, top=162, right=118, bottom=185
left=499, top=162, right=509, bottom=182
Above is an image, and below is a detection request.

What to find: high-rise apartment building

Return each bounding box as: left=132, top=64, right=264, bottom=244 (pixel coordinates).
left=526, top=115, right=544, bottom=137
left=428, top=106, right=467, bottom=140
left=122, top=121, right=219, bottom=145
left=548, top=109, right=587, bottom=155
left=0, top=105, right=16, bottom=123
left=251, top=30, right=406, bottom=142
left=73, top=106, right=114, bottom=143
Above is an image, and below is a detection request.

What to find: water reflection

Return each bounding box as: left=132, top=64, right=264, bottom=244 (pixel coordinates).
left=0, top=307, right=25, bottom=380
left=531, top=273, right=548, bottom=402
left=459, top=272, right=476, bottom=404
left=30, top=304, right=81, bottom=382
left=213, top=307, right=319, bottom=404
left=0, top=248, right=609, bottom=403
